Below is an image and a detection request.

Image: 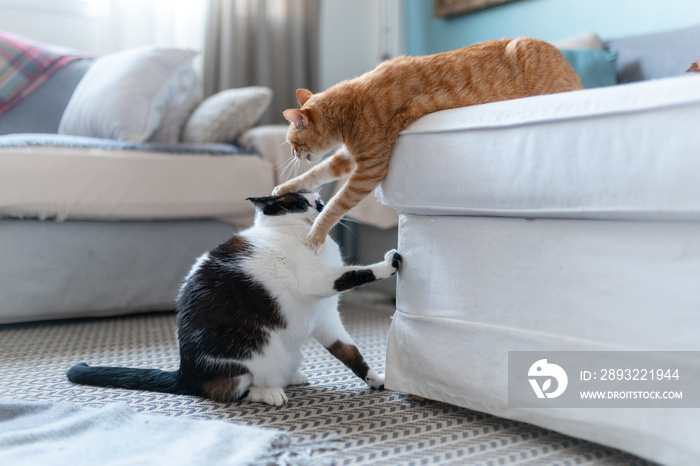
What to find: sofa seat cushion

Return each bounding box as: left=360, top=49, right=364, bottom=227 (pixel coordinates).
left=378, top=75, right=700, bottom=222
left=0, top=134, right=274, bottom=226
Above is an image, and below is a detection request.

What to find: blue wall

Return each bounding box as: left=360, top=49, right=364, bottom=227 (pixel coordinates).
left=405, top=0, right=700, bottom=55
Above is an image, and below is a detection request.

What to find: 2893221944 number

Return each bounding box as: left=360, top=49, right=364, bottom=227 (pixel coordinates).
left=600, top=368, right=680, bottom=381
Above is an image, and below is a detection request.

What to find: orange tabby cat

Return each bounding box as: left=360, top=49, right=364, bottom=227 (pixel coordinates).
left=274, top=37, right=583, bottom=248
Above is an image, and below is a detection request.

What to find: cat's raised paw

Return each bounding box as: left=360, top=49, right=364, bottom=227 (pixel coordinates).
left=272, top=181, right=298, bottom=196
left=306, top=229, right=327, bottom=250
left=384, top=249, right=402, bottom=273
left=245, top=386, right=288, bottom=406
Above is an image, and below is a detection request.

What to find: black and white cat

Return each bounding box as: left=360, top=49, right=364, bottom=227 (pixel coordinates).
left=67, top=192, right=401, bottom=406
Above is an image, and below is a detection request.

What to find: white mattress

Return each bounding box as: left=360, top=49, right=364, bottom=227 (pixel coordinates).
left=0, top=144, right=274, bottom=226
left=377, top=74, right=700, bottom=222
left=379, top=75, right=700, bottom=464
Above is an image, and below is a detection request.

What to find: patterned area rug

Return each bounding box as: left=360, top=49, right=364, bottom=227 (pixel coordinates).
left=0, top=295, right=652, bottom=465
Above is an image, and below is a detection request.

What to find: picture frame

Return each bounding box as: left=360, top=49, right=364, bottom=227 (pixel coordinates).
left=434, top=0, right=517, bottom=18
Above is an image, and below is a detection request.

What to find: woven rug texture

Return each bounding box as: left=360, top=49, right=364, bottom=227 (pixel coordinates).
left=0, top=297, right=653, bottom=465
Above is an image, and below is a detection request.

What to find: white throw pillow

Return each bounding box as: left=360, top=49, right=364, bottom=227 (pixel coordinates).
left=147, top=67, right=203, bottom=144
left=182, top=87, right=272, bottom=144
left=59, top=46, right=199, bottom=142
left=551, top=32, right=605, bottom=50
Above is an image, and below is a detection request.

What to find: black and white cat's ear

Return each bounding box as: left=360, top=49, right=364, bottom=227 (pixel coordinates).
left=246, top=193, right=313, bottom=216
left=283, top=109, right=309, bottom=129
left=247, top=195, right=281, bottom=215
left=246, top=196, right=274, bottom=210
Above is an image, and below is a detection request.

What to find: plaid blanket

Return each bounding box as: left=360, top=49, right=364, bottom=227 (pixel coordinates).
left=0, top=30, right=87, bottom=115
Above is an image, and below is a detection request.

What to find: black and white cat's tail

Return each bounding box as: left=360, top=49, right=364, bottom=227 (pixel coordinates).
left=67, top=363, right=195, bottom=396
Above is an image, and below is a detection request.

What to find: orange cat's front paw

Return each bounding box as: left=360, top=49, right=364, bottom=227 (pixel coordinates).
left=272, top=181, right=298, bottom=196
left=306, top=228, right=327, bottom=250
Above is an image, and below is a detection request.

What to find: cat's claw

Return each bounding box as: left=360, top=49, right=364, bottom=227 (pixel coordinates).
left=384, top=249, right=402, bottom=273
left=370, top=249, right=402, bottom=279
left=245, top=386, right=288, bottom=406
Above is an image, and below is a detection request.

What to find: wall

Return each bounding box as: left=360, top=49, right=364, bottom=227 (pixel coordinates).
left=405, top=0, right=700, bottom=55
left=319, top=0, right=404, bottom=91
left=319, top=0, right=380, bottom=91
left=0, top=0, right=206, bottom=56
left=0, top=0, right=103, bottom=52
left=0, top=0, right=399, bottom=91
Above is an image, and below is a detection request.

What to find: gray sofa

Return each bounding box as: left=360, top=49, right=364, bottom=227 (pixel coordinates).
left=605, top=24, right=700, bottom=82
left=0, top=40, right=288, bottom=324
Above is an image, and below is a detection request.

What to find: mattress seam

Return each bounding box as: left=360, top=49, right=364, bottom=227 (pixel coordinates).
left=379, top=205, right=700, bottom=223
left=392, top=309, right=637, bottom=350
left=398, top=81, right=700, bottom=136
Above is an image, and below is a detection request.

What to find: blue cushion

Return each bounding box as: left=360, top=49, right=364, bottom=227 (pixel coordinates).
left=560, top=49, right=618, bottom=89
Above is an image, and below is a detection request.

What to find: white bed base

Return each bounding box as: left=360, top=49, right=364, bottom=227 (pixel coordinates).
left=385, top=213, right=700, bottom=464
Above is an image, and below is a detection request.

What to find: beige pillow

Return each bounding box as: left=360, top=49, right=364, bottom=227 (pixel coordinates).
left=182, top=87, right=272, bottom=144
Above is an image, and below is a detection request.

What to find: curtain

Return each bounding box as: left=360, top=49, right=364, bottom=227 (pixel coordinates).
left=204, top=0, right=320, bottom=125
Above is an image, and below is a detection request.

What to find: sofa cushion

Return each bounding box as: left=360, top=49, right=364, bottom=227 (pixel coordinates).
left=378, top=75, right=700, bottom=222
left=605, top=25, right=700, bottom=83
left=0, top=59, right=92, bottom=135
left=0, top=134, right=273, bottom=226
left=59, top=47, right=199, bottom=142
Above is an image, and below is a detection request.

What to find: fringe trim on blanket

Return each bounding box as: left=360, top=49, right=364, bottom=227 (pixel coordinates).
left=256, top=434, right=343, bottom=466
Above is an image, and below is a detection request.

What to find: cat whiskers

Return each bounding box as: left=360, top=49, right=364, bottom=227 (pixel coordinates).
left=275, top=156, right=301, bottom=183
left=336, top=216, right=358, bottom=238
left=279, top=156, right=301, bottom=182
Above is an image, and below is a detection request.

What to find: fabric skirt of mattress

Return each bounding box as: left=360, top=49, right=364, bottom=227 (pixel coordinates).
left=385, top=213, right=700, bottom=465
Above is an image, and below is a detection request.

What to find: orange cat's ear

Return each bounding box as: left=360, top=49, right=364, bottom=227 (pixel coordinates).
left=295, top=89, right=313, bottom=106
left=283, top=109, right=309, bottom=128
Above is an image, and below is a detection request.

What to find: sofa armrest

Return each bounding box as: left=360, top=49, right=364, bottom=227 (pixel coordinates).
left=239, top=124, right=323, bottom=188
left=239, top=125, right=291, bottom=186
